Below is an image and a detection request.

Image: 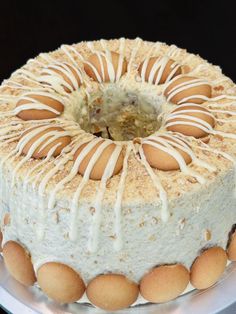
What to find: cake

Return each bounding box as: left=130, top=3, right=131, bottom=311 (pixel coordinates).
left=0, top=38, right=236, bottom=311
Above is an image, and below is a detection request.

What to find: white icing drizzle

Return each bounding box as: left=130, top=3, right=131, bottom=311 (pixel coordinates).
left=145, top=42, right=162, bottom=59
left=0, top=133, right=17, bottom=146
left=27, top=58, right=45, bottom=67
left=208, top=106, right=236, bottom=123
left=166, top=61, right=182, bottom=83
left=21, top=91, right=64, bottom=105
left=113, top=144, right=132, bottom=251
left=184, top=137, right=236, bottom=196
left=8, top=70, right=58, bottom=96
left=0, top=122, right=23, bottom=134
left=167, top=45, right=181, bottom=58
left=197, top=141, right=236, bottom=164
left=35, top=154, right=72, bottom=240
left=84, top=53, right=104, bottom=83
left=140, top=58, right=150, bottom=81
left=61, top=44, right=85, bottom=64
left=85, top=42, right=106, bottom=82
left=39, top=53, right=56, bottom=64
left=14, top=103, right=60, bottom=116
left=127, top=37, right=142, bottom=74
left=99, top=38, right=126, bottom=82
left=1, top=81, right=48, bottom=93
left=0, top=124, right=22, bottom=143
left=0, top=120, right=77, bottom=152
left=12, top=68, right=39, bottom=82
left=38, top=155, right=70, bottom=196
left=163, top=74, right=236, bottom=105
left=0, top=147, right=18, bottom=171
left=156, top=133, right=216, bottom=173
left=87, top=41, right=96, bottom=53
left=60, top=44, right=92, bottom=96
left=116, top=37, right=126, bottom=81
left=23, top=153, right=54, bottom=190
left=12, top=91, right=65, bottom=117
left=140, top=56, right=181, bottom=85
left=33, top=130, right=87, bottom=191
left=164, top=76, right=211, bottom=103
left=168, top=103, right=215, bottom=116
left=47, top=138, right=99, bottom=209
left=11, top=125, right=70, bottom=186
left=0, top=135, right=20, bottom=144
left=209, top=95, right=236, bottom=101
left=103, top=49, right=116, bottom=82
left=27, top=134, right=81, bottom=190
left=88, top=144, right=122, bottom=252
left=211, top=109, right=236, bottom=115
left=99, top=39, right=108, bottom=51
left=31, top=159, right=57, bottom=189
left=165, top=103, right=236, bottom=140
left=3, top=48, right=90, bottom=101
left=85, top=40, right=126, bottom=83
left=69, top=139, right=122, bottom=242
left=207, top=102, right=236, bottom=109
left=39, top=62, right=83, bottom=93
left=138, top=144, right=169, bottom=222
left=175, top=94, right=236, bottom=105
left=143, top=135, right=207, bottom=184
left=165, top=104, right=215, bottom=130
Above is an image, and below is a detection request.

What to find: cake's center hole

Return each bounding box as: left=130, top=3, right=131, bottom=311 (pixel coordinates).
left=74, top=86, right=164, bottom=141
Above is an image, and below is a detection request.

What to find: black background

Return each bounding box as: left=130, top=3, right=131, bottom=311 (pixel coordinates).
left=0, top=0, right=235, bottom=82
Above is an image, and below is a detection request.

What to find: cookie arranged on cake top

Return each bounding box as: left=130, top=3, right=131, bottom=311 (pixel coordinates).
left=0, top=38, right=236, bottom=311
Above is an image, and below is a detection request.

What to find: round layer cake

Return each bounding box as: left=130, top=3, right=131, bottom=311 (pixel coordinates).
left=0, top=38, right=236, bottom=311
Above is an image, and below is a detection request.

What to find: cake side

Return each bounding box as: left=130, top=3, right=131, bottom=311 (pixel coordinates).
left=1, top=161, right=235, bottom=282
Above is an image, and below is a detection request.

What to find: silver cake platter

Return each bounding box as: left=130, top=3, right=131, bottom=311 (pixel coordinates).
left=1, top=255, right=236, bottom=314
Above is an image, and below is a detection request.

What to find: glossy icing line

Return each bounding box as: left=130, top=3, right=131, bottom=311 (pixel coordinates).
left=138, top=144, right=169, bottom=222
left=113, top=144, right=132, bottom=251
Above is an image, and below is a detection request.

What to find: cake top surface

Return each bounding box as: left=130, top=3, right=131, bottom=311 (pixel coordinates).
left=0, top=38, right=236, bottom=222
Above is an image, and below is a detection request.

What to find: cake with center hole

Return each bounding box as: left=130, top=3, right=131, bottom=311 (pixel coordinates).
left=0, top=38, right=236, bottom=311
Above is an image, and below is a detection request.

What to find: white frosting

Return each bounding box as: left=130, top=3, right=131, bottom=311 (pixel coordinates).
left=139, top=144, right=169, bottom=222
left=39, top=62, right=83, bottom=94
left=84, top=46, right=126, bottom=83
left=164, top=76, right=212, bottom=104
left=113, top=145, right=132, bottom=251
left=0, top=38, right=236, bottom=307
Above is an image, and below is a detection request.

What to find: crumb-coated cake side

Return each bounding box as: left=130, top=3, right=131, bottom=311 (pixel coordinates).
left=0, top=38, right=236, bottom=311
